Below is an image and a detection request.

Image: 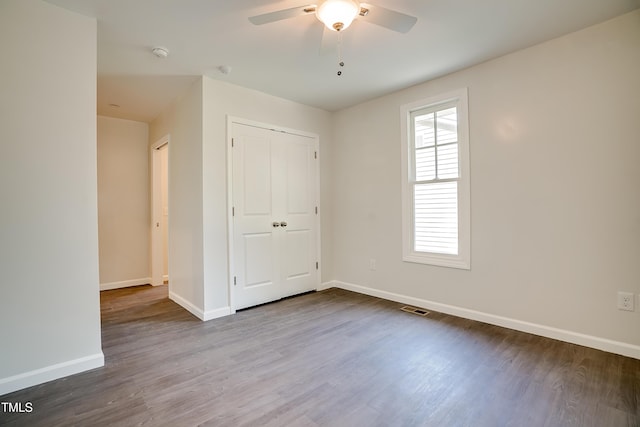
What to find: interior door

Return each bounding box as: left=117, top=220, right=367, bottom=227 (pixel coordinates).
left=160, top=144, right=169, bottom=281
left=232, top=122, right=318, bottom=310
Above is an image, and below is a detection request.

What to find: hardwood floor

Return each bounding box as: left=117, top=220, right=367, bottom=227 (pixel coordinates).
left=1, top=285, right=638, bottom=426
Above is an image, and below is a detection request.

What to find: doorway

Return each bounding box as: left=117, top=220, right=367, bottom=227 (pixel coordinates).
left=229, top=119, right=320, bottom=310
left=151, top=135, right=169, bottom=287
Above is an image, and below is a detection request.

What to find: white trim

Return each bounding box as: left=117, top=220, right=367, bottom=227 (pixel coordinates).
left=169, top=291, right=205, bottom=320
left=169, top=291, right=231, bottom=321
left=314, top=139, right=322, bottom=290
left=0, top=353, right=104, bottom=397
left=100, top=277, right=152, bottom=291
left=226, top=116, right=235, bottom=311
left=317, top=281, right=334, bottom=291
left=323, top=280, right=640, bottom=360
left=226, top=115, right=319, bottom=140
left=400, top=88, right=471, bottom=270
left=203, top=306, right=232, bottom=321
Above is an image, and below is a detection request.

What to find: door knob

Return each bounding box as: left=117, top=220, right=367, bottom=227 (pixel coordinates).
left=272, top=222, right=280, bottom=228
left=280, top=221, right=287, bottom=227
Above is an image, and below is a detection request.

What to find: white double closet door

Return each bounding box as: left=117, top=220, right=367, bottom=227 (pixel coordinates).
left=231, top=122, right=319, bottom=310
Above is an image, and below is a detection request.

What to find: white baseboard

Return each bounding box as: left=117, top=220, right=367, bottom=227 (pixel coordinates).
left=317, top=281, right=335, bottom=291
left=169, top=291, right=204, bottom=320
left=203, top=306, right=232, bottom=321
left=168, top=291, right=231, bottom=321
left=321, top=280, right=640, bottom=360
left=100, top=277, right=152, bottom=291
left=0, top=353, right=104, bottom=397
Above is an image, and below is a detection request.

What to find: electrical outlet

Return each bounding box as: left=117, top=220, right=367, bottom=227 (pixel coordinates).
left=617, top=292, right=634, bottom=311
left=369, top=259, right=377, bottom=271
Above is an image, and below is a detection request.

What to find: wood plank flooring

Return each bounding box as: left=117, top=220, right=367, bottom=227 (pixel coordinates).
left=1, top=285, right=638, bottom=426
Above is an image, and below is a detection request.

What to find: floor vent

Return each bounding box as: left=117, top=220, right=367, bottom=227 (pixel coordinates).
left=400, top=306, right=430, bottom=316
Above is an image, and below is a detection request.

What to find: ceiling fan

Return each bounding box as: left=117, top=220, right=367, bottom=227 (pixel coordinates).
left=249, top=0, right=418, bottom=34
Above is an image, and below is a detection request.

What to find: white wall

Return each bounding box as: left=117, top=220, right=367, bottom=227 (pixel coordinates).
left=149, top=76, right=332, bottom=319
left=150, top=78, right=205, bottom=315
left=202, top=77, right=333, bottom=315
left=0, top=0, right=103, bottom=395
left=328, top=10, right=640, bottom=356
left=97, top=116, right=150, bottom=289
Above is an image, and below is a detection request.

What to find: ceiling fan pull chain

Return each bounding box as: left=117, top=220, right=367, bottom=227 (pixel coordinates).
left=337, top=32, right=345, bottom=76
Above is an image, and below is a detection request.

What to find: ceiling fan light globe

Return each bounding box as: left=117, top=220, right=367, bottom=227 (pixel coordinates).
left=316, top=0, right=360, bottom=32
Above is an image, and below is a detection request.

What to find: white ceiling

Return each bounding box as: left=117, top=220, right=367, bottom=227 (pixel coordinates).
left=45, top=0, right=639, bottom=123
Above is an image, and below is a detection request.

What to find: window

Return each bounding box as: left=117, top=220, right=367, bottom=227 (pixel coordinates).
left=401, top=88, right=470, bottom=269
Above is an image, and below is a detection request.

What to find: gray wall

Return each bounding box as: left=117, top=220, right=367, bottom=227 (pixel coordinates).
left=97, top=116, right=150, bottom=288
left=329, top=11, right=640, bottom=353
left=0, top=0, right=103, bottom=395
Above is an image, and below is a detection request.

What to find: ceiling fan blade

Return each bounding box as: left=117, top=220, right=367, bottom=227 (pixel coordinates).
left=359, top=3, right=417, bottom=33
left=249, top=5, right=316, bottom=26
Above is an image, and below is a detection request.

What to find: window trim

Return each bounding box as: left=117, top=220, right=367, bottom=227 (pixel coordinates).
left=400, top=88, right=471, bottom=270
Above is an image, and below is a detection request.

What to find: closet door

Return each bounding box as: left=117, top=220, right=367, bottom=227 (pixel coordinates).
left=232, top=122, right=318, bottom=310
left=279, top=131, right=317, bottom=299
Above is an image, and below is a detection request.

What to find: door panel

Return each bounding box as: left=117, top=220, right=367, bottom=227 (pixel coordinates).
left=233, top=124, right=281, bottom=309
left=242, top=136, right=272, bottom=216
left=232, top=122, right=318, bottom=310
left=284, top=230, right=311, bottom=279
left=281, top=133, right=316, bottom=296
left=286, top=140, right=310, bottom=215
left=243, top=233, right=275, bottom=287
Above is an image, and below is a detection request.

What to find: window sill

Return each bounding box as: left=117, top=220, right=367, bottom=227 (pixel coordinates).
left=403, top=253, right=470, bottom=270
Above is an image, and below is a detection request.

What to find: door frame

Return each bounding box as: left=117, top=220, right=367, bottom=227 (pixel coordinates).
left=151, top=134, right=170, bottom=287
left=226, top=116, right=321, bottom=313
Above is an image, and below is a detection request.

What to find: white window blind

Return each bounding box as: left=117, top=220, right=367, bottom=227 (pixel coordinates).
left=401, top=88, right=470, bottom=269
left=414, top=181, right=458, bottom=254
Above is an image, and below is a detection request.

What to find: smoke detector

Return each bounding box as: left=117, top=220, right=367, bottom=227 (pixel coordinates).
left=151, top=47, right=169, bottom=58
left=217, top=65, right=232, bottom=75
